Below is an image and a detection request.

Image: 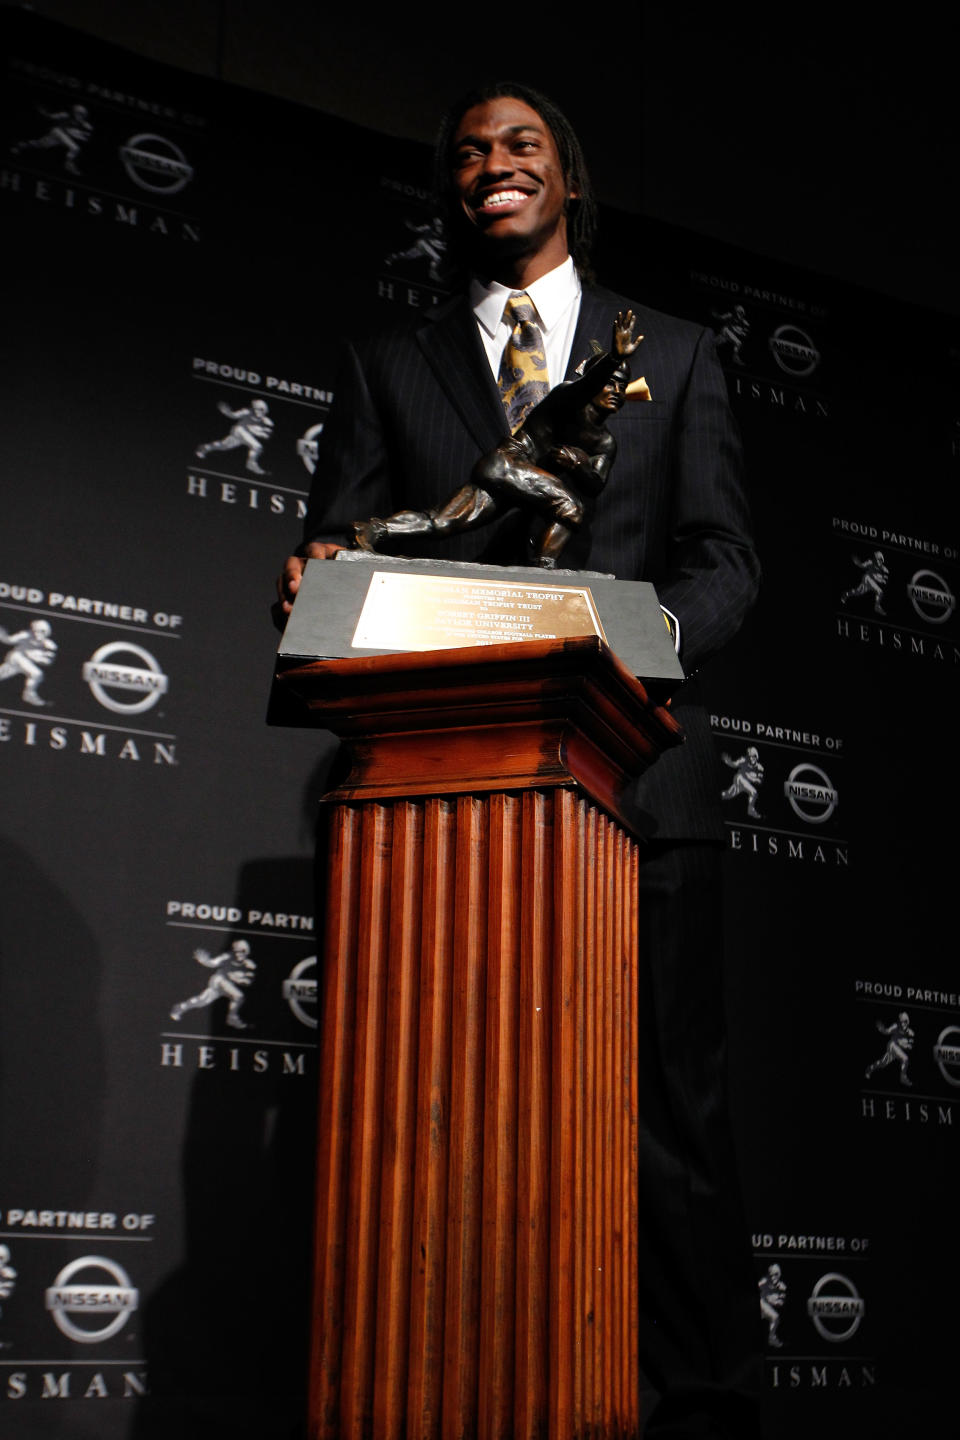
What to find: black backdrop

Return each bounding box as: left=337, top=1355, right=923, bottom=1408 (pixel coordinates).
left=1, top=12, right=956, bottom=1438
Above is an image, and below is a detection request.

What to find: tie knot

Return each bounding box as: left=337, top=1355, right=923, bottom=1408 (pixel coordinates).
left=504, top=291, right=536, bottom=327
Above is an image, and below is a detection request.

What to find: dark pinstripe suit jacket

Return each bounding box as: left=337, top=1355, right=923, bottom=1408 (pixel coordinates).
left=303, top=283, right=760, bottom=839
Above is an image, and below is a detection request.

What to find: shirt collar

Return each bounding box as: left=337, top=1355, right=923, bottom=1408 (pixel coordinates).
left=470, top=256, right=580, bottom=338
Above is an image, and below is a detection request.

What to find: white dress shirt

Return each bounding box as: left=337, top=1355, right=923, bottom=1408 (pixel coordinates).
left=469, top=256, right=581, bottom=390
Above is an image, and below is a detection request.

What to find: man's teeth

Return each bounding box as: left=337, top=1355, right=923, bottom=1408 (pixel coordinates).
left=482, top=190, right=528, bottom=208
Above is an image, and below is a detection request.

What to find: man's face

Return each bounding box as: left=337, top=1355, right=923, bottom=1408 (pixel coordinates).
left=450, top=97, right=574, bottom=273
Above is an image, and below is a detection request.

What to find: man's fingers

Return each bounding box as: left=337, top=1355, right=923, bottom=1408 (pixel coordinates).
left=277, top=554, right=306, bottom=605
left=276, top=542, right=346, bottom=618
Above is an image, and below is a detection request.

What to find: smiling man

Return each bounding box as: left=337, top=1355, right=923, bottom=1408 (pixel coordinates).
left=278, top=82, right=762, bottom=1440
left=449, top=91, right=577, bottom=284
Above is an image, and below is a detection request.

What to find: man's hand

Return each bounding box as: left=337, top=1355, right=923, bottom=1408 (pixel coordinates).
left=275, top=541, right=344, bottom=627
left=613, top=310, right=644, bottom=357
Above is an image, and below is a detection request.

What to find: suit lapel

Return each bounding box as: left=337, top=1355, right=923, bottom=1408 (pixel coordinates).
left=416, top=296, right=508, bottom=453
left=566, top=285, right=621, bottom=378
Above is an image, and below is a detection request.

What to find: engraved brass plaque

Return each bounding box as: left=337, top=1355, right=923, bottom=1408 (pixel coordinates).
left=352, top=572, right=607, bottom=651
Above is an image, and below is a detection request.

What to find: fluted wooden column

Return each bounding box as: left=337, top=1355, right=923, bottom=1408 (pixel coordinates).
left=276, top=638, right=682, bottom=1440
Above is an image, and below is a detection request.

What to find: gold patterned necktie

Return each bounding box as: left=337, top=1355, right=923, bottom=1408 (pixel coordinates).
left=497, top=291, right=549, bottom=432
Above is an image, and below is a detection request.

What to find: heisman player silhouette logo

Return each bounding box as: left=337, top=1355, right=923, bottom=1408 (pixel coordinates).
left=384, top=215, right=448, bottom=283
left=864, top=1010, right=914, bottom=1087
left=758, top=1262, right=786, bottom=1348
left=720, top=745, right=764, bottom=819
left=712, top=303, right=750, bottom=367
left=0, top=1244, right=17, bottom=1320
left=840, top=549, right=889, bottom=615
left=170, top=939, right=256, bottom=1030
left=196, top=398, right=274, bottom=475
left=11, top=103, right=94, bottom=176
left=0, top=618, right=57, bottom=706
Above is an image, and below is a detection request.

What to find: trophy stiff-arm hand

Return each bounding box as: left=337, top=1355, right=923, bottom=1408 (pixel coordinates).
left=613, top=310, right=644, bottom=358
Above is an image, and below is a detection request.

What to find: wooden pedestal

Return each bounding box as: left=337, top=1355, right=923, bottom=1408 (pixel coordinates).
left=277, top=638, right=682, bottom=1440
